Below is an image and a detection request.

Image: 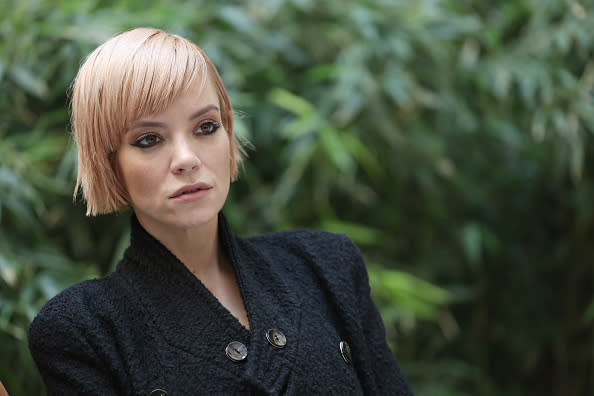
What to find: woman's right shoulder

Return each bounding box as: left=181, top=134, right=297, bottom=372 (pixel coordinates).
left=28, top=272, right=127, bottom=341
left=27, top=273, right=137, bottom=394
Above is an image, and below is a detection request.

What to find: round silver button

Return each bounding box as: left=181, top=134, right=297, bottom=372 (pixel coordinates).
left=150, top=390, right=168, bottom=396
left=266, top=328, right=287, bottom=349
left=339, top=340, right=352, bottom=364
left=226, top=341, right=248, bottom=362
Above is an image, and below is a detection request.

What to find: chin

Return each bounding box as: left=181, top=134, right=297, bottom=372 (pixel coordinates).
left=169, top=211, right=219, bottom=230
left=135, top=204, right=222, bottom=235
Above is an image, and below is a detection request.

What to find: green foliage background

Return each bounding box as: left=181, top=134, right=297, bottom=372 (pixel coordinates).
left=1, top=0, right=593, bottom=395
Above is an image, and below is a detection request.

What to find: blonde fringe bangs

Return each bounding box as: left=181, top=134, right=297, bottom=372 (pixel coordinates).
left=71, top=28, right=242, bottom=216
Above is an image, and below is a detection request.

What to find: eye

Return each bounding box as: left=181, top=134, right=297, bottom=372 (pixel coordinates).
left=132, top=134, right=161, bottom=148
left=195, top=121, right=221, bottom=136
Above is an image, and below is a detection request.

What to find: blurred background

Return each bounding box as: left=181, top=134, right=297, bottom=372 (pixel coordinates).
left=1, top=0, right=593, bottom=395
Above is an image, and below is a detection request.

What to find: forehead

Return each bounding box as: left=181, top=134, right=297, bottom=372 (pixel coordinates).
left=110, top=40, right=211, bottom=130
left=131, top=76, right=220, bottom=124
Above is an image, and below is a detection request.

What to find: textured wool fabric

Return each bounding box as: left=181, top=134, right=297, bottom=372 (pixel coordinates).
left=29, top=213, right=414, bottom=395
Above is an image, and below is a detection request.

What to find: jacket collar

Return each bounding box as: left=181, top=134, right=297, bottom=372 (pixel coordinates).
left=119, top=212, right=302, bottom=378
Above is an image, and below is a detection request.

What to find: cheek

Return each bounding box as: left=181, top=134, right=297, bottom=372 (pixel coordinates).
left=128, top=168, right=160, bottom=197
left=118, top=153, right=166, bottom=202
left=204, top=134, right=232, bottom=177
left=219, top=137, right=232, bottom=179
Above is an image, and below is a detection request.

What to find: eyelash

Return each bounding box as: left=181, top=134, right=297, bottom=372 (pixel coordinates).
left=131, top=121, right=221, bottom=148
left=195, top=121, right=221, bottom=136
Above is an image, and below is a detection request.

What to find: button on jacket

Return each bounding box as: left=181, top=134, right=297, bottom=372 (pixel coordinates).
left=28, top=213, right=413, bottom=395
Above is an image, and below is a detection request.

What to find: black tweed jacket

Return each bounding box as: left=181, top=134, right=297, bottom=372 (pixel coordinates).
left=28, top=213, right=413, bottom=395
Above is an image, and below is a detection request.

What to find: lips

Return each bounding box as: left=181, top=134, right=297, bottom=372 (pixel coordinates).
left=170, top=183, right=211, bottom=199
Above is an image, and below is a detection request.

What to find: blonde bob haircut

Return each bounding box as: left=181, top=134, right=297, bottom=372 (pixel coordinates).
left=72, top=27, right=244, bottom=216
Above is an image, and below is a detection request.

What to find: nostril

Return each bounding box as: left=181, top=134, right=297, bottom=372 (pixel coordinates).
left=171, top=150, right=201, bottom=174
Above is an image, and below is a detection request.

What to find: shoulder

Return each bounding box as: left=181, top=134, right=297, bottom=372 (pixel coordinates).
left=33, top=271, right=125, bottom=319
left=242, top=229, right=367, bottom=285
left=27, top=273, right=139, bottom=394
left=28, top=272, right=126, bottom=350
left=245, top=227, right=356, bottom=251
left=246, top=228, right=360, bottom=260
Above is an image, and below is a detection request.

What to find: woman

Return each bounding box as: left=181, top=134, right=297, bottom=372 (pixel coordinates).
left=28, top=28, right=413, bottom=395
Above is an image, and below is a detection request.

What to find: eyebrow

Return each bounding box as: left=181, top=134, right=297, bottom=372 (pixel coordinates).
left=128, top=105, right=221, bottom=130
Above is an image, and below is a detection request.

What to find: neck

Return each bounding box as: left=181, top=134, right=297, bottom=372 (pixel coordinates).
left=135, top=213, right=222, bottom=279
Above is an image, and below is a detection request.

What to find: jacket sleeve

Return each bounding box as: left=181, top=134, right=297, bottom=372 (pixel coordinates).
left=28, top=299, right=121, bottom=395
left=341, top=235, right=414, bottom=396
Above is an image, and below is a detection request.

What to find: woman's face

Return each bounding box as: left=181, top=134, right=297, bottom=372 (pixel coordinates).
left=116, top=77, right=231, bottom=234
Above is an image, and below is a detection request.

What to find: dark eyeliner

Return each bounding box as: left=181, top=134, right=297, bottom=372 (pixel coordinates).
left=131, top=134, right=161, bottom=148
left=195, top=121, right=221, bottom=135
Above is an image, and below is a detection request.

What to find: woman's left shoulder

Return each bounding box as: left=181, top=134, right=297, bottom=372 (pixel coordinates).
left=249, top=228, right=358, bottom=255
left=245, top=228, right=366, bottom=277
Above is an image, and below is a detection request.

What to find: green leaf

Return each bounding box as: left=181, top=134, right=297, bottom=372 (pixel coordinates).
left=268, top=88, right=315, bottom=118
left=320, top=219, right=384, bottom=246
left=317, top=124, right=353, bottom=172
left=8, top=66, right=49, bottom=99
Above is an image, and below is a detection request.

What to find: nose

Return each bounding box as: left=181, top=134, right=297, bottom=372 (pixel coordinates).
left=171, top=137, right=201, bottom=175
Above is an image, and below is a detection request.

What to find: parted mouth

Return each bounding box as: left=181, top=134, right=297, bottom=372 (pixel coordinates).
left=170, top=183, right=212, bottom=198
